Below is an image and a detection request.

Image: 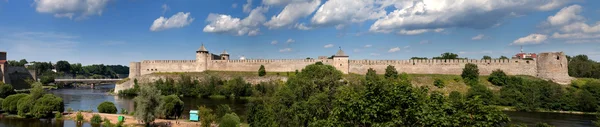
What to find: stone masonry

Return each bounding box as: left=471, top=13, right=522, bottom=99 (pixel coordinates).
left=127, top=45, right=572, bottom=84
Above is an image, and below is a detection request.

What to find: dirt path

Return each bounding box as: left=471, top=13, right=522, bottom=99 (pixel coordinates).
left=66, top=112, right=211, bottom=127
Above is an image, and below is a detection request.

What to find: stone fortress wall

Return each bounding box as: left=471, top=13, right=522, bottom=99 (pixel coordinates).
left=127, top=45, right=572, bottom=84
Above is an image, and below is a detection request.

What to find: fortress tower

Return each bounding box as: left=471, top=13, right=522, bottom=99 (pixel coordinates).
left=536, top=52, right=571, bottom=84
left=0, top=52, right=9, bottom=84
left=196, top=44, right=210, bottom=72
left=333, top=48, right=349, bottom=74
left=220, top=50, right=230, bottom=60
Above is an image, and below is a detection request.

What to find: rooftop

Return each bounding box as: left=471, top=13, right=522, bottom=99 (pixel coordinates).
left=197, top=44, right=208, bottom=52
left=335, top=49, right=348, bottom=57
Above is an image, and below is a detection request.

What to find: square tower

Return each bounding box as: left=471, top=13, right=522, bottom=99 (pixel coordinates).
left=332, top=49, right=349, bottom=74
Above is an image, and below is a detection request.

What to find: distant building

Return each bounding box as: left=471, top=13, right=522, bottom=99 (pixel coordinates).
left=513, top=46, right=537, bottom=60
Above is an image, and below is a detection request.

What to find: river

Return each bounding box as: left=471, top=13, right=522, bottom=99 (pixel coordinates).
left=0, top=84, right=597, bottom=127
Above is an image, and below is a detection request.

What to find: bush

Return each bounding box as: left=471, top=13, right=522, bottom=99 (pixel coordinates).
left=2, top=93, right=28, bottom=113
left=219, top=113, right=241, bottom=127
left=17, top=95, right=34, bottom=117
left=258, top=65, right=266, bottom=77
left=467, top=84, right=496, bottom=105
left=54, top=112, right=63, bottom=119
left=199, top=106, right=217, bottom=127
left=461, top=63, right=479, bottom=85
left=76, top=112, right=84, bottom=122
left=488, top=69, right=508, bottom=86
left=384, top=65, right=399, bottom=79
left=433, top=79, right=445, bottom=88
left=216, top=104, right=232, bottom=118
left=98, top=101, right=118, bottom=114
left=159, top=95, right=184, bottom=119
left=91, top=114, right=103, bottom=124
left=103, top=117, right=113, bottom=127
left=31, top=94, right=64, bottom=118
left=0, top=84, right=16, bottom=98
left=120, top=108, right=128, bottom=115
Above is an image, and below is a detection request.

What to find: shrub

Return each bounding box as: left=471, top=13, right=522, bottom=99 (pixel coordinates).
left=17, top=95, right=34, bottom=117
left=467, top=84, right=496, bottom=105
left=219, top=113, right=241, bottom=127
left=120, top=108, right=128, bottom=115
left=0, top=84, right=16, bottom=98
left=384, top=65, right=399, bottom=79
left=67, top=107, right=74, bottom=113
left=98, top=101, right=118, bottom=114
left=433, top=79, right=445, bottom=88
left=2, top=93, right=28, bottom=113
left=461, top=63, right=479, bottom=85
left=258, top=65, right=266, bottom=77
left=216, top=104, right=232, bottom=118
left=32, top=94, right=64, bottom=118
left=103, top=117, right=113, bottom=127
left=488, top=69, right=508, bottom=86
left=535, top=122, right=554, bottom=127
left=54, top=112, right=63, bottom=119
left=399, top=72, right=410, bottom=82
left=76, top=112, right=84, bottom=122
left=159, top=95, right=184, bottom=119
left=90, top=114, right=103, bottom=124
left=199, top=106, right=217, bottom=127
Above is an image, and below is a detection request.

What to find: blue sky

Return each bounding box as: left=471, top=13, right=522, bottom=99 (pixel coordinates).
left=1, top=0, right=600, bottom=66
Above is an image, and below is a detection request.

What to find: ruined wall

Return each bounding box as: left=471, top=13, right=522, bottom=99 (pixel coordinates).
left=208, top=59, right=334, bottom=72
left=138, top=60, right=197, bottom=75
left=349, top=59, right=538, bottom=76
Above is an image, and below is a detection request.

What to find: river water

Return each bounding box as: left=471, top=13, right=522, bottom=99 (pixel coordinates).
left=0, top=84, right=597, bottom=127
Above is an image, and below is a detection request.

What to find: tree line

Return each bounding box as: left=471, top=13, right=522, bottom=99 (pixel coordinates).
left=7, top=59, right=129, bottom=84
left=0, top=82, right=64, bottom=118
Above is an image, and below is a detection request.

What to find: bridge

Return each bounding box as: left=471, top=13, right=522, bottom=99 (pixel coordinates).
left=54, top=79, right=123, bottom=88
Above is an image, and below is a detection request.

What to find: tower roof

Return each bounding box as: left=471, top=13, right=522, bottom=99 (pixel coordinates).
left=197, top=44, right=208, bottom=52
left=334, top=48, right=348, bottom=57
left=221, top=50, right=229, bottom=55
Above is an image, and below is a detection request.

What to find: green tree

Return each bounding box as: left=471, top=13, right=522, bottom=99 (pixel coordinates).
left=433, top=52, right=460, bottom=59
left=258, top=65, right=266, bottom=77
left=55, top=60, right=71, bottom=73
left=2, top=93, right=28, bottom=113
left=461, top=63, right=480, bottom=85
left=31, top=94, right=64, bottom=118
left=198, top=106, right=217, bottom=127
left=98, top=101, right=118, bottom=114
left=366, top=68, right=378, bottom=82
left=17, top=95, right=34, bottom=117
left=219, top=113, right=241, bottom=127
left=39, top=72, right=56, bottom=85
left=499, top=56, right=509, bottom=60
left=488, top=69, right=509, bottom=86
left=103, top=117, right=113, bottom=127
left=0, top=83, right=16, bottom=98
left=216, top=104, right=232, bottom=118
left=76, top=111, right=84, bottom=122
left=384, top=65, right=399, bottom=79
left=159, top=95, right=184, bottom=119
left=410, top=57, right=428, bottom=60
left=134, top=85, right=162, bottom=126
left=482, top=55, right=492, bottom=60
left=467, top=84, right=496, bottom=105
left=90, top=114, right=103, bottom=124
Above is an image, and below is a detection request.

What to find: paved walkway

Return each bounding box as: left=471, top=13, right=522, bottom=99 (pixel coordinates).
left=67, top=112, right=212, bottom=127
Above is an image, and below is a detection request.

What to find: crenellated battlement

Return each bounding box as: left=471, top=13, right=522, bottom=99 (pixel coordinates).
left=211, top=59, right=333, bottom=63
left=349, top=59, right=533, bottom=65
left=141, top=60, right=196, bottom=63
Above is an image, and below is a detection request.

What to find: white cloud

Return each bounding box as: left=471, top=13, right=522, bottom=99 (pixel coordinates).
left=364, top=44, right=372, bottom=48
left=263, top=0, right=321, bottom=29
left=262, top=0, right=312, bottom=6
left=243, top=0, right=253, bottom=13
left=150, top=12, right=194, bottom=32
left=34, top=0, right=110, bottom=19
left=286, top=38, right=295, bottom=43
left=323, top=44, right=333, bottom=48
left=161, top=4, right=169, bottom=15
left=311, top=0, right=386, bottom=26
left=388, top=47, right=401, bottom=53
left=370, top=53, right=380, bottom=56
left=512, top=34, right=548, bottom=45
left=369, top=0, right=572, bottom=34
left=294, top=23, right=313, bottom=30
left=472, top=34, right=485, bottom=40
left=203, top=7, right=268, bottom=36
left=396, top=29, right=444, bottom=35
left=279, top=48, right=292, bottom=52
left=546, top=5, right=584, bottom=26
left=271, top=40, right=278, bottom=45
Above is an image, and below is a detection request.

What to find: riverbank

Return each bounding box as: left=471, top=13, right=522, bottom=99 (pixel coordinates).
left=65, top=112, right=208, bottom=127
left=498, top=106, right=598, bottom=115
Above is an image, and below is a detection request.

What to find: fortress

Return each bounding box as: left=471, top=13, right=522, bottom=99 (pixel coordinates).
left=128, top=44, right=572, bottom=84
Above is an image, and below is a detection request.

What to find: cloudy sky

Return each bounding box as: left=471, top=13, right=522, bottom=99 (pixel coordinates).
left=1, top=0, right=599, bottom=65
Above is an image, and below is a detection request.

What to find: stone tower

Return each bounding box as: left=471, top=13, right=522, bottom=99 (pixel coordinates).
left=220, top=50, right=230, bottom=60
left=536, top=52, right=571, bottom=84
left=333, top=48, right=349, bottom=74
left=128, top=62, right=141, bottom=78
left=196, top=44, right=210, bottom=72
left=0, top=52, right=9, bottom=84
